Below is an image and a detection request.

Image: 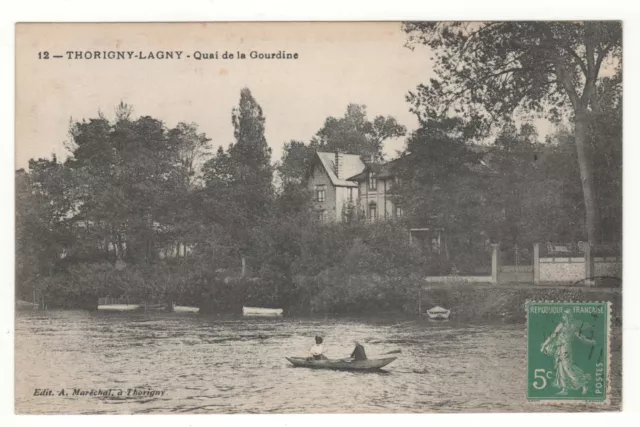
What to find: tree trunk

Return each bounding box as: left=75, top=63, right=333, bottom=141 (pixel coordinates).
left=574, top=112, right=601, bottom=245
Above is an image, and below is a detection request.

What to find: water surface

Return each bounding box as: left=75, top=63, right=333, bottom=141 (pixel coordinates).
left=15, top=310, right=621, bottom=413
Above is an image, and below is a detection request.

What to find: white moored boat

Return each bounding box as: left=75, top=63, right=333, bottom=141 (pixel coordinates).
left=426, top=306, right=451, bottom=320
left=98, top=304, right=142, bottom=311
left=242, top=306, right=283, bottom=317
left=98, top=297, right=142, bottom=311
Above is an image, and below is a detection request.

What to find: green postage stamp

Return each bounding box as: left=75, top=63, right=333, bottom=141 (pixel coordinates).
left=526, top=302, right=611, bottom=404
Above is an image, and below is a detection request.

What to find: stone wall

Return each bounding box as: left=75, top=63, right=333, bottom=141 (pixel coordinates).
left=539, top=257, right=586, bottom=282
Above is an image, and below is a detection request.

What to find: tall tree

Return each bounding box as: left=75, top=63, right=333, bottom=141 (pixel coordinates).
left=403, top=21, right=622, bottom=244
left=311, top=104, right=406, bottom=161
left=278, top=140, right=316, bottom=186
left=230, top=87, right=273, bottom=191
left=65, top=103, right=187, bottom=263
left=202, top=88, right=274, bottom=258
left=396, top=118, right=489, bottom=243
left=15, top=159, right=72, bottom=288
left=167, top=122, right=212, bottom=188
left=487, top=123, right=584, bottom=246
left=589, top=71, right=622, bottom=243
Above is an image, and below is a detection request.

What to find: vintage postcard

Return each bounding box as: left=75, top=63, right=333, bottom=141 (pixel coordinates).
left=14, top=22, right=622, bottom=414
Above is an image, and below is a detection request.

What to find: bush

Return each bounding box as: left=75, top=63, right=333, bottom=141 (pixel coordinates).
left=30, top=222, right=433, bottom=314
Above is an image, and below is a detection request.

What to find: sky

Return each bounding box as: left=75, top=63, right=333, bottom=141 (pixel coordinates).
left=15, top=22, right=440, bottom=170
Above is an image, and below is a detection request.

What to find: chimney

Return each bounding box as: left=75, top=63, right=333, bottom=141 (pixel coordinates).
left=334, top=151, right=343, bottom=178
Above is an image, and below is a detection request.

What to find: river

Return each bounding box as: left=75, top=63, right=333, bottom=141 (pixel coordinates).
left=14, top=310, right=621, bottom=414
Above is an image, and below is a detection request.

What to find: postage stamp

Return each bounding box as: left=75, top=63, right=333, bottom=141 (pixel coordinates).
left=526, top=302, right=611, bottom=404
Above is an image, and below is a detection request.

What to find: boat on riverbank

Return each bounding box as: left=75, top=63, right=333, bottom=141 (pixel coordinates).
left=425, top=306, right=451, bottom=320
left=286, top=356, right=397, bottom=371
left=98, top=297, right=143, bottom=311
left=98, top=304, right=143, bottom=311
left=242, top=306, right=283, bottom=317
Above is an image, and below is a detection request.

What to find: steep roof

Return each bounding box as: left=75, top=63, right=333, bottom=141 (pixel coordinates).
left=315, top=152, right=365, bottom=187
left=347, top=155, right=410, bottom=181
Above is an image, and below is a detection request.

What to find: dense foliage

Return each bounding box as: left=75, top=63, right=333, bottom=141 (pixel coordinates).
left=403, top=21, right=622, bottom=245
left=16, top=23, right=623, bottom=313
left=16, top=90, right=421, bottom=313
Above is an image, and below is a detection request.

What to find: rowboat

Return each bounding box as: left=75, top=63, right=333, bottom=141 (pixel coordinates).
left=242, top=306, right=283, bottom=317
left=97, top=304, right=143, bottom=311
left=98, top=297, right=142, bottom=311
left=426, top=306, right=451, bottom=320
left=285, top=356, right=397, bottom=371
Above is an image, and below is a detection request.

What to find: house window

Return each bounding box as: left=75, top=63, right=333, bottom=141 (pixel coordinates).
left=347, top=187, right=354, bottom=201
left=369, top=203, right=377, bottom=221
left=395, top=205, right=403, bottom=218
left=317, top=210, right=327, bottom=222
left=315, top=185, right=326, bottom=202
left=368, top=174, right=377, bottom=191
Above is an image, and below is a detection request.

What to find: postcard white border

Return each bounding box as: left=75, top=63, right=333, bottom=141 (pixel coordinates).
left=2, top=1, right=639, bottom=427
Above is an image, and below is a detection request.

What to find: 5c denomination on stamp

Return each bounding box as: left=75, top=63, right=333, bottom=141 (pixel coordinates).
left=526, top=301, right=611, bottom=404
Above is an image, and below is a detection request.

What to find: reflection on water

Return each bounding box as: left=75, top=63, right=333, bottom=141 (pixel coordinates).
left=15, top=310, right=621, bottom=413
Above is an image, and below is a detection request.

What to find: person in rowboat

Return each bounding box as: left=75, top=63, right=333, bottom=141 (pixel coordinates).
left=308, top=335, right=327, bottom=360
left=350, top=341, right=367, bottom=361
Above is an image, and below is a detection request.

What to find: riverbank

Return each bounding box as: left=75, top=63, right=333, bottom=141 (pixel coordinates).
left=419, top=282, right=622, bottom=323
left=19, top=267, right=622, bottom=322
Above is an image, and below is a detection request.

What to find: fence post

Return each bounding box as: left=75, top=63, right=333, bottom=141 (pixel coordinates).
left=584, top=244, right=594, bottom=286
left=491, top=244, right=500, bottom=284
left=533, top=243, right=540, bottom=284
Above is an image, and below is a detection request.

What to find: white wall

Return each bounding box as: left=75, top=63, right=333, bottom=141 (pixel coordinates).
left=356, top=177, right=396, bottom=221
left=308, top=163, right=337, bottom=221
left=539, top=258, right=585, bottom=282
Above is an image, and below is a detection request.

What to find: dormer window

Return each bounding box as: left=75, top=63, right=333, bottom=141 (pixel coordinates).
left=368, top=174, right=377, bottom=191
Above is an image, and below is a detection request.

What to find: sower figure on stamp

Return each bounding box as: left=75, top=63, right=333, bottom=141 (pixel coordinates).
left=541, top=309, right=595, bottom=396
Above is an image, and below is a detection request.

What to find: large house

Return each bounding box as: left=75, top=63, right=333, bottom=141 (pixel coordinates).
left=307, top=152, right=364, bottom=222
left=347, top=157, right=404, bottom=222
left=307, top=151, right=405, bottom=223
